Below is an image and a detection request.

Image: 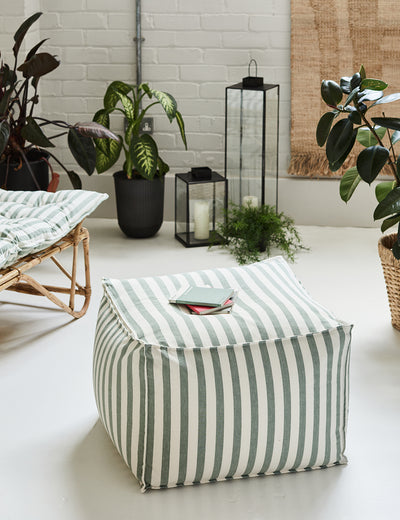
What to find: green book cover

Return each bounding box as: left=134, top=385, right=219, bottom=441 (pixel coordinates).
left=169, top=286, right=234, bottom=307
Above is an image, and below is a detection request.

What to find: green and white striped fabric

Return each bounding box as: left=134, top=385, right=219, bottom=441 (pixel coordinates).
left=93, top=257, right=352, bottom=492
left=0, top=189, right=108, bottom=269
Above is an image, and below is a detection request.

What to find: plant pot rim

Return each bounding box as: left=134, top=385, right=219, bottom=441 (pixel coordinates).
left=113, top=170, right=164, bottom=181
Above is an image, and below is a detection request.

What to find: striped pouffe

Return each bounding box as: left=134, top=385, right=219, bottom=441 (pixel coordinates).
left=93, top=256, right=352, bottom=492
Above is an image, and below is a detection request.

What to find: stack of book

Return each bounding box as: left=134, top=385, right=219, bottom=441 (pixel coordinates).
left=169, top=285, right=237, bottom=315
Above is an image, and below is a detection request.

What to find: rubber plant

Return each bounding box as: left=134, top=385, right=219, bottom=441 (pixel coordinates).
left=92, top=80, right=187, bottom=179
left=0, top=12, right=118, bottom=190
left=316, top=65, right=400, bottom=258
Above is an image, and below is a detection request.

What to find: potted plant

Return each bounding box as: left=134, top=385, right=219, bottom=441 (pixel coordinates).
left=213, top=202, right=305, bottom=265
left=316, top=65, right=400, bottom=328
left=93, top=80, right=187, bottom=238
left=0, top=12, right=117, bottom=191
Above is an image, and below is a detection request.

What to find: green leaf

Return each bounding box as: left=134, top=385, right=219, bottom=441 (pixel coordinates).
left=357, top=145, right=389, bottom=184
left=21, top=117, right=55, bottom=147
left=326, top=118, right=354, bottom=165
left=321, top=80, right=343, bottom=106
left=68, top=128, right=96, bottom=176
left=358, top=89, right=384, bottom=103
left=357, top=126, right=386, bottom=147
left=139, top=83, right=152, bottom=97
left=151, top=90, right=177, bottom=121
left=316, top=111, right=336, bottom=147
left=93, top=109, right=111, bottom=154
left=17, top=52, right=60, bottom=78
left=359, top=65, right=366, bottom=80
left=391, top=130, right=400, bottom=145
left=375, top=181, right=396, bottom=202
left=348, top=110, right=362, bottom=124
left=104, top=81, right=132, bottom=110
left=381, top=214, right=400, bottom=233
left=26, top=38, right=49, bottom=61
left=115, top=91, right=135, bottom=122
left=360, top=78, right=388, bottom=91
left=94, top=137, right=122, bottom=173
left=13, top=12, right=42, bottom=57
left=371, top=117, right=400, bottom=131
left=374, top=187, right=400, bottom=220
left=0, top=121, right=10, bottom=156
left=343, top=87, right=360, bottom=107
left=157, top=156, right=169, bottom=176
left=130, top=134, right=158, bottom=179
left=175, top=110, right=187, bottom=149
left=67, top=170, right=82, bottom=190
left=340, top=76, right=352, bottom=94
left=340, top=166, right=361, bottom=202
left=372, top=92, right=400, bottom=107
left=329, top=130, right=357, bottom=172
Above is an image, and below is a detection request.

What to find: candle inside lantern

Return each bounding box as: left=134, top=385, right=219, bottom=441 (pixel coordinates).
left=194, top=200, right=209, bottom=240
left=242, top=195, right=258, bottom=208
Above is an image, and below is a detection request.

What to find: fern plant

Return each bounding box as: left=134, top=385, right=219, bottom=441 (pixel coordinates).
left=93, top=81, right=187, bottom=179
left=214, top=203, right=305, bottom=265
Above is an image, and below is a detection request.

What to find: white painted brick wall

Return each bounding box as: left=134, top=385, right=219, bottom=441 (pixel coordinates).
left=2, top=0, right=292, bottom=218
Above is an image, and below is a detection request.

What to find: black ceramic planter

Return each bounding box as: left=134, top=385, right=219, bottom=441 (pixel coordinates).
left=113, top=171, right=165, bottom=238
left=0, top=151, right=49, bottom=191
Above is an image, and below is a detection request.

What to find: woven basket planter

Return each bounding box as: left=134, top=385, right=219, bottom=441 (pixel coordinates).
left=378, top=233, right=400, bottom=331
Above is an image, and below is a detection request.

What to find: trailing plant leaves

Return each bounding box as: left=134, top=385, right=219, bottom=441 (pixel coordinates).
left=67, top=170, right=82, bottom=190
left=372, top=92, right=400, bottom=107
left=21, top=116, right=55, bottom=147
left=316, top=111, right=336, bottom=147
left=0, top=121, right=10, bottom=155
left=340, top=166, right=361, bottom=202
left=321, top=80, right=342, bottom=106
left=175, top=110, right=187, bottom=149
left=374, top=187, right=400, bottom=220
left=151, top=90, right=177, bottom=121
left=68, top=128, right=96, bottom=175
left=13, top=12, right=42, bottom=57
left=17, top=52, right=60, bottom=78
left=357, top=145, right=389, bottom=184
left=381, top=214, right=400, bottom=233
left=375, top=181, right=396, bottom=202
left=371, top=117, right=400, bottom=131
left=104, top=81, right=132, bottom=110
left=130, top=134, right=158, bottom=179
left=357, top=126, right=386, bottom=147
left=326, top=118, right=354, bottom=168
left=360, top=78, right=388, bottom=91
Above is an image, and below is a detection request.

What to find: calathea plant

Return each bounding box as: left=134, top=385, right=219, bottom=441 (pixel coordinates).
left=0, top=12, right=118, bottom=189
left=317, top=65, right=400, bottom=257
left=92, top=80, right=187, bottom=179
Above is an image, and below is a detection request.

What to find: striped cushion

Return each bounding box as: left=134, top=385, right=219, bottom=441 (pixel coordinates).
left=0, top=189, right=108, bottom=269
left=93, top=256, right=352, bottom=492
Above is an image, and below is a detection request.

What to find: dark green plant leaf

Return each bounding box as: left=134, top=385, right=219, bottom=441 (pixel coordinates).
left=139, top=83, right=152, bottom=97
left=348, top=110, right=362, bottom=124
left=157, top=156, right=169, bottom=176
left=17, top=52, right=60, bottom=78
left=343, top=87, right=360, bottom=107
left=175, top=110, right=187, bottom=149
left=130, top=134, right=158, bottom=179
left=95, top=138, right=122, bottom=174
left=374, top=187, right=400, bottom=220
left=0, top=87, right=13, bottom=115
left=125, top=120, right=140, bottom=145
left=372, top=92, right=400, bottom=107
left=92, top=109, right=111, bottom=154
left=326, top=118, right=354, bottom=165
left=67, top=170, right=82, bottom=189
left=316, top=111, right=336, bottom=147
left=13, top=12, right=42, bottom=57
left=104, top=81, right=132, bottom=110
left=329, top=129, right=357, bottom=172
left=375, top=181, right=396, bottom=202
left=360, top=78, right=388, bottom=91
left=340, top=166, right=361, bottom=202
left=114, top=91, right=135, bottom=121
left=26, top=38, right=49, bottom=61
left=68, top=128, right=96, bottom=175
left=0, top=121, right=10, bottom=155
left=391, top=130, right=400, bottom=145
left=151, top=90, right=177, bottom=121
left=350, top=73, right=362, bottom=90
left=321, top=80, right=343, bottom=106
left=371, top=117, right=400, bottom=131
left=381, top=214, right=400, bottom=233
left=357, top=145, right=389, bottom=184
left=21, top=116, right=55, bottom=147
left=358, top=89, right=384, bottom=103
left=360, top=65, right=366, bottom=80
left=357, top=126, right=386, bottom=147
left=340, top=76, right=351, bottom=94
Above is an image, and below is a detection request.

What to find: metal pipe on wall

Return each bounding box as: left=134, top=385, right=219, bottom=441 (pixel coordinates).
left=135, top=0, right=142, bottom=86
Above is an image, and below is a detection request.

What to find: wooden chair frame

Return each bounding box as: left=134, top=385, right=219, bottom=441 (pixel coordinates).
left=0, top=222, right=91, bottom=319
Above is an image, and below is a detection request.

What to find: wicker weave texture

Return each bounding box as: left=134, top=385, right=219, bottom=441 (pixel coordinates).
left=378, top=234, right=400, bottom=330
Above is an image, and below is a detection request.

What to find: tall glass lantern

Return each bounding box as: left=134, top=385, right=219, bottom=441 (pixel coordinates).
left=225, top=62, right=279, bottom=210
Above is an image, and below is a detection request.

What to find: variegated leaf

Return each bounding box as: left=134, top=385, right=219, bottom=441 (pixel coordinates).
left=130, top=134, right=158, bottom=179
left=151, top=89, right=177, bottom=121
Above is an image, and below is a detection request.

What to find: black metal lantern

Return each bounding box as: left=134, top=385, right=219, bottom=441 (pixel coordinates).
left=175, top=167, right=226, bottom=247
left=225, top=60, right=279, bottom=210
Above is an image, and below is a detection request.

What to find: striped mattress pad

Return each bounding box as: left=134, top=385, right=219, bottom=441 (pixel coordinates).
left=0, top=189, right=108, bottom=269
left=93, top=256, right=352, bottom=491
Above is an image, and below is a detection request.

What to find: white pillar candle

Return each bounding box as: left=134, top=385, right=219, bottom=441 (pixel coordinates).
left=242, top=195, right=258, bottom=208
left=194, top=200, right=209, bottom=240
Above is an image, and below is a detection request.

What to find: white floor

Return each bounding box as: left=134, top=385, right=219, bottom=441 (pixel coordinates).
left=1, top=220, right=399, bottom=520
